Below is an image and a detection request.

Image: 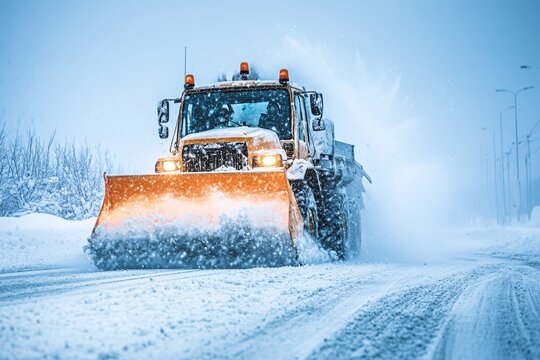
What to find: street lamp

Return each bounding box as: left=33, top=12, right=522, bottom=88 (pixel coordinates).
left=491, top=127, right=501, bottom=224
left=479, top=127, right=491, bottom=219
left=525, top=119, right=540, bottom=220
left=504, top=147, right=513, bottom=223
left=498, top=105, right=514, bottom=225
left=496, top=86, right=534, bottom=222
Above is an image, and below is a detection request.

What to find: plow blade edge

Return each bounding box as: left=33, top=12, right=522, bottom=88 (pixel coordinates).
left=87, top=170, right=303, bottom=269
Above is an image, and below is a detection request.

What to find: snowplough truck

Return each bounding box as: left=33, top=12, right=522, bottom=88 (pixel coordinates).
left=87, top=62, right=371, bottom=270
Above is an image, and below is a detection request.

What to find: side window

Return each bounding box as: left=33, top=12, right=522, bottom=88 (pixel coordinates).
left=181, top=103, right=192, bottom=138
left=299, top=95, right=309, bottom=143
left=294, top=95, right=305, bottom=141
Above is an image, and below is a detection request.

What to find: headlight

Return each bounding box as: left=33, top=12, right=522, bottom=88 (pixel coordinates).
left=253, top=154, right=283, bottom=168
left=162, top=160, right=178, bottom=171
left=155, top=159, right=180, bottom=173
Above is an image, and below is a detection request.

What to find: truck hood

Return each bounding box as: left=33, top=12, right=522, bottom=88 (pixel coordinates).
left=181, top=126, right=282, bottom=151
left=182, top=126, right=273, bottom=141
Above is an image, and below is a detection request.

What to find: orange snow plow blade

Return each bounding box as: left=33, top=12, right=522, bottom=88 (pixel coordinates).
left=87, top=170, right=303, bottom=270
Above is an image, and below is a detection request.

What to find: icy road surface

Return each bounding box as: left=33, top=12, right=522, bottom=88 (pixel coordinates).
left=1, top=256, right=539, bottom=359
left=1, top=214, right=539, bottom=359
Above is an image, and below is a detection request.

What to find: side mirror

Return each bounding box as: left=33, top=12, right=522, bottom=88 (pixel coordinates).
left=158, top=124, right=169, bottom=139
left=158, top=99, right=169, bottom=124
left=310, top=93, right=323, bottom=117
left=157, top=99, right=170, bottom=139
left=310, top=93, right=325, bottom=131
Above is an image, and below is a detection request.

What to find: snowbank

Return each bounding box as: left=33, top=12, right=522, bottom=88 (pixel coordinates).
left=0, top=212, right=332, bottom=272
left=360, top=216, right=540, bottom=262
left=445, top=223, right=540, bottom=261
left=0, top=213, right=95, bottom=272
left=529, top=206, right=540, bottom=227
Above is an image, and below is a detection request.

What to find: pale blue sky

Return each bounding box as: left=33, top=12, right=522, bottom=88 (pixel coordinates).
left=1, top=0, right=539, bottom=224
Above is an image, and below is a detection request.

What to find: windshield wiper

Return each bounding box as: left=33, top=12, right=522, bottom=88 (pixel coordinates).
left=217, top=118, right=247, bottom=127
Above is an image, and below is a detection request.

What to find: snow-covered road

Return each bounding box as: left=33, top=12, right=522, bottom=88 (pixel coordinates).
left=1, top=214, right=539, bottom=359
left=1, top=256, right=539, bottom=359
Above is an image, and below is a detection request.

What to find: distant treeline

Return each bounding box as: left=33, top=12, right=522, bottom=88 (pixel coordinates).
left=0, top=126, right=113, bottom=220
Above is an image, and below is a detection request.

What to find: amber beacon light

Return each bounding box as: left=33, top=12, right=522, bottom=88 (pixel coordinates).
left=279, top=69, right=289, bottom=84
left=240, top=62, right=250, bottom=80
left=184, top=74, right=195, bottom=89
left=240, top=62, right=250, bottom=74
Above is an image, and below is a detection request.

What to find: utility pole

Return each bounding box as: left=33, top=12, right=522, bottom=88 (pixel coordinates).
left=526, top=134, right=531, bottom=220
left=519, top=65, right=539, bottom=220
left=496, top=86, right=535, bottom=222
left=480, top=127, right=490, bottom=219
left=505, top=148, right=513, bottom=223
left=499, top=105, right=514, bottom=224
left=525, top=119, right=540, bottom=220
left=492, top=128, right=500, bottom=224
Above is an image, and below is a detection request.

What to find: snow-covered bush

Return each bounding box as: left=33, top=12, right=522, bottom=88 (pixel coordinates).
left=0, top=127, right=113, bottom=220
left=53, top=141, right=113, bottom=219
left=0, top=125, right=8, bottom=210
left=0, top=129, right=57, bottom=216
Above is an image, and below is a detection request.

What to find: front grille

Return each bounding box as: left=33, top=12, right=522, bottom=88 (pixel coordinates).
left=182, top=142, right=248, bottom=172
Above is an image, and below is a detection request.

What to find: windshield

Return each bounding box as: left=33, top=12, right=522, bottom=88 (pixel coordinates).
left=181, top=88, right=292, bottom=139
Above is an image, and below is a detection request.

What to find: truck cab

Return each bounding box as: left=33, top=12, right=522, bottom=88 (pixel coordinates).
left=155, top=64, right=325, bottom=175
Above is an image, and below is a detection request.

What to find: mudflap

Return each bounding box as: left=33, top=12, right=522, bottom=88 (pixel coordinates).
left=86, top=170, right=303, bottom=270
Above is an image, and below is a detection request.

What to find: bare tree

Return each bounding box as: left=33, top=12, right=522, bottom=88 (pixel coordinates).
left=0, top=127, right=114, bottom=219
left=1, top=129, right=56, bottom=215
left=54, top=140, right=112, bottom=219
left=0, top=124, right=9, bottom=212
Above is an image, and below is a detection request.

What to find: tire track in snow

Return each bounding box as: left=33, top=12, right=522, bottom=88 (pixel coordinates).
left=202, top=261, right=485, bottom=360
left=2, top=257, right=530, bottom=360
left=224, top=265, right=422, bottom=360
left=306, top=264, right=501, bottom=360
left=429, top=263, right=540, bottom=360
left=0, top=267, right=79, bottom=279
left=0, top=268, right=226, bottom=304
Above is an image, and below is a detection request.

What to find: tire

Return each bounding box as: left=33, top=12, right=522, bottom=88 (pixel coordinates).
left=335, top=201, right=349, bottom=260
left=291, top=181, right=319, bottom=241
left=324, top=190, right=348, bottom=260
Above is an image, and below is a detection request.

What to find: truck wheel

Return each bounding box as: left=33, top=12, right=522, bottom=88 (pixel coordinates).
left=335, top=205, right=348, bottom=260
left=292, top=181, right=319, bottom=241
left=329, top=192, right=348, bottom=260
left=318, top=187, right=351, bottom=260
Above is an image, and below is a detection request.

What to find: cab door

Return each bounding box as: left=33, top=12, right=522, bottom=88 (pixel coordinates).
left=294, top=93, right=310, bottom=160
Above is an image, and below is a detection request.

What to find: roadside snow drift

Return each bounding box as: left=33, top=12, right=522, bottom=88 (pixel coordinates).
left=0, top=214, right=95, bottom=272
left=0, top=212, right=330, bottom=272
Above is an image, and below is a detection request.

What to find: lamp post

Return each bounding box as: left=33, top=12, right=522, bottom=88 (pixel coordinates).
left=492, top=128, right=501, bottom=224
left=526, top=135, right=531, bottom=220
left=499, top=105, right=514, bottom=224
left=479, top=127, right=491, bottom=219
left=505, top=147, right=513, bottom=223
left=525, top=119, right=540, bottom=220
left=496, top=86, right=534, bottom=221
